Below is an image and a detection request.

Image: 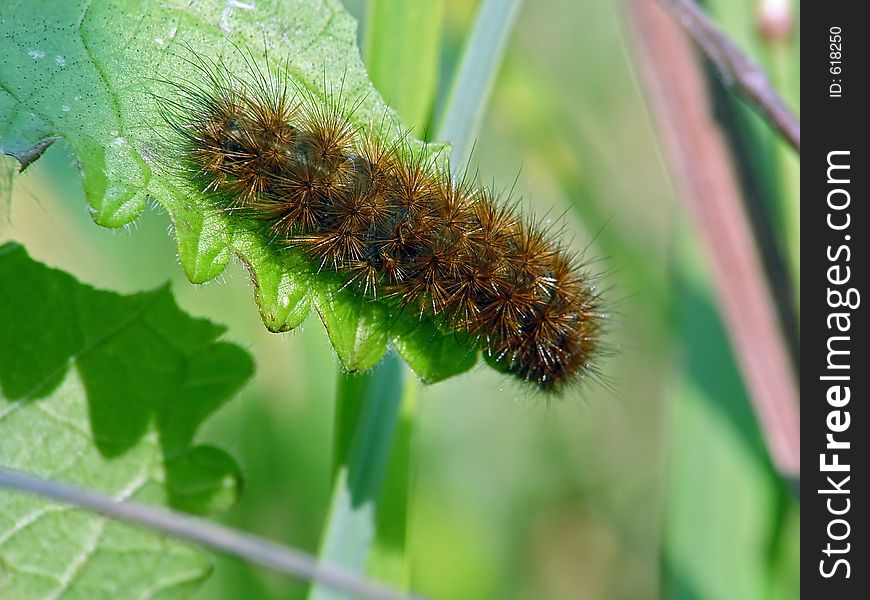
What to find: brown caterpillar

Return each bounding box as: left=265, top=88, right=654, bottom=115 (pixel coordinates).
left=157, top=49, right=605, bottom=392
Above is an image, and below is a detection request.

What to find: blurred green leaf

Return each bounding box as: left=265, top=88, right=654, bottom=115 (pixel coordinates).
left=0, top=0, right=474, bottom=388
left=661, top=237, right=796, bottom=600
left=770, top=502, right=800, bottom=600
left=364, top=0, right=444, bottom=133
left=0, top=241, right=253, bottom=597
left=485, top=49, right=672, bottom=333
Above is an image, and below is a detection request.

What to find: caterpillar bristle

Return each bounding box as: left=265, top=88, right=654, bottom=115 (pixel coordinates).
left=158, top=46, right=605, bottom=393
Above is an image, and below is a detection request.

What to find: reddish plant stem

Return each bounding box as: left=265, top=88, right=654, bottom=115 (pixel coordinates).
left=624, top=0, right=800, bottom=481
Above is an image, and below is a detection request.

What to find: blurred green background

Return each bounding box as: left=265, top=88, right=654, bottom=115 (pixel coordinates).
left=1, top=0, right=799, bottom=598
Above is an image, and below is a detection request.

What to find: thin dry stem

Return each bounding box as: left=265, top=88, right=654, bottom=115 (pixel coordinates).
left=658, top=0, right=800, bottom=152
left=0, top=468, right=425, bottom=600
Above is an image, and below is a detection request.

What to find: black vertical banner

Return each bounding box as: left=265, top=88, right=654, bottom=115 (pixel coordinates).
left=804, top=2, right=867, bottom=597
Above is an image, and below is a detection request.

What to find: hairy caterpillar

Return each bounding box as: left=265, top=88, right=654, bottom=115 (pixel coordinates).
left=157, top=48, right=605, bottom=392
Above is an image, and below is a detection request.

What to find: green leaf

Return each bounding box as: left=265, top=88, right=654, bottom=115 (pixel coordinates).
left=0, top=242, right=253, bottom=597
left=364, top=0, right=444, bottom=133
left=391, top=319, right=477, bottom=384
left=0, top=0, right=474, bottom=385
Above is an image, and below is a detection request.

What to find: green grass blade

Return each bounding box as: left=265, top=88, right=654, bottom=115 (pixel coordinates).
left=436, top=0, right=524, bottom=166
left=309, top=353, right=407, bottom=600
left=367, top=379, right=417, bottom=587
